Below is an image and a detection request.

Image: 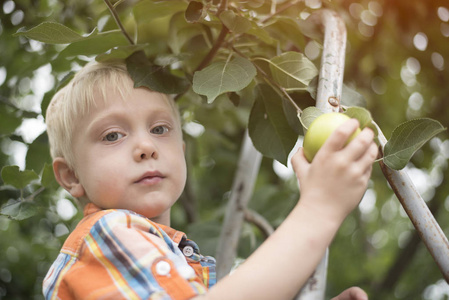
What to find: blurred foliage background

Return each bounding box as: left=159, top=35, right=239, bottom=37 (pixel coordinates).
left=1, top=0, right=449, bottom=299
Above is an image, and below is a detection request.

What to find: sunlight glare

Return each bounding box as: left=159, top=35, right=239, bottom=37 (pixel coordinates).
left=2, top=0, right=14, bottom=14
left=56, top=198, right=78, bottom=221
left=368, top=1, right=383, bottom=17
left=441, top=23, right=449, bottom=37
left=413, top=32, right=428, bottom=51
left=406, top=57, right=421, bottom=75
left=0, top=67, right=6, bottom=86
left=437, top=7, right=449, bottom=22
left=408, top=92, right=424, bottom=111
left=431, top=52, right=444, bottom=70
left=349, top=3, right=363, bottom=19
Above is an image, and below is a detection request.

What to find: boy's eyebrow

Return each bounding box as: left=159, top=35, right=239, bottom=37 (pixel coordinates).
left=85, top=109, right=176, bottom=133
left=85, top=109, right=124, bottom=128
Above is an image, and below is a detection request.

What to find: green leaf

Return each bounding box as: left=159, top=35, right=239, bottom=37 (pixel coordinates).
left=306, top=75, right=319, bottom=99
left=0, top=105, right=22, bottom=135
left=246, top=24, right=276, bottom=45
left=168, top=12, right=203, bottom=55
left=299, top=106, right=323, bottom=134
left=193, top=56, right=257, bottom=103
left=126, top=51, right=189, bottom=94
left=41, top=163, right=57, bottom=188
left=1, top=166, right=39, bottom=189
left=297, top=14, right=324, bottom=41
left=26, top=133, right=52, bottom=173
left=247, top=0, right=264, bottom=8
left=57, top=30, right=129, bottom=59
left=1, top=200, right=39, bottom=220
left=248, top=85, right=297, bottom=165
left=266, top=16, right=306, bottom=49
left=383, top=118, right=446, bottom=170
left=220, top=10, right=252, bottom=34
left=269, top=52, right=318, bottom=91
left=41, top=91, right=57, bottom=125
left=185, top=1, right=204, bottom=23
left=282, top=98, right=302, bottom=135
left=343, top=107, right=378, bottom=136
left=96, top=44, right=147, bottom=62
left=14, top=22, right=88, bottom=44
left=133, top=0, right=187, bottom=24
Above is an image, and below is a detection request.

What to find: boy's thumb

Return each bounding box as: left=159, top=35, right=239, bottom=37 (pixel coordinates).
left=291, top=148, right=309, bottom=179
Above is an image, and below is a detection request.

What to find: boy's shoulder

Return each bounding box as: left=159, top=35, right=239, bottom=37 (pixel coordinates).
left=61, top=204, right=177, bottom=256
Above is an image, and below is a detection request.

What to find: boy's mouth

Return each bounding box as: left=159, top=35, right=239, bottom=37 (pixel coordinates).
left=135, top=171, right=165, bottom=185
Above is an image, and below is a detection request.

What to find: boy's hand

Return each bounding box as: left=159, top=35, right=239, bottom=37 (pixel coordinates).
left=331, top=286, right=368, bottom=300
left=292, top=119, right=378, bottom=222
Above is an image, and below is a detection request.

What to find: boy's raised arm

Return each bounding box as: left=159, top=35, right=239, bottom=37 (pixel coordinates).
left=197, top=119, right=378, bottom=300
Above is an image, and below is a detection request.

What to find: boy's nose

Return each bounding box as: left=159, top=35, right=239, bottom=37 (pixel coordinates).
left=133, top=139, right=158, bottom=161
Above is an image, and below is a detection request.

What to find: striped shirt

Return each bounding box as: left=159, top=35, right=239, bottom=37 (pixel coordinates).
left=43, top=203, right=216, bottom=299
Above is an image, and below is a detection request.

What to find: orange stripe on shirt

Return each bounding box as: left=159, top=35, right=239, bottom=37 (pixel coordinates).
left=84, top=233, right=140, bottom=299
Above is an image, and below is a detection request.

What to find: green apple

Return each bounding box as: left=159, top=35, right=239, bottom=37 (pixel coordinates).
left=303, top=113, right=361, bottom=162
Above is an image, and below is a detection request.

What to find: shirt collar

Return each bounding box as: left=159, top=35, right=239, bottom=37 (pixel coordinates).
left=82, top=203, right=186, bottom=244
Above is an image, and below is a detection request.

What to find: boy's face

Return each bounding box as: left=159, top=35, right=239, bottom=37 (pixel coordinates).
left=70, top=86, right=186, bottom=224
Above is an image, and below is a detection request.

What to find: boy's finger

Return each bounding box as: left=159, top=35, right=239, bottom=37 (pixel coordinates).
left=331, top=286, right=368, bottom=300
left=291, top=148, right=309, bottom=179
left=343, top=127, right=375, bottom=161
left=360, top=142, right=379, bottom=171
left=321, top=119, right=360, bottom=152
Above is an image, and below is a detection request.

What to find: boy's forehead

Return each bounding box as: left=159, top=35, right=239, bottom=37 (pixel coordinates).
left=91, top=85, right=180, bottom=123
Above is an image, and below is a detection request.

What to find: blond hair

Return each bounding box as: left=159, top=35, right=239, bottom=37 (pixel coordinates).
left=46, top=61, right=180, bottom=169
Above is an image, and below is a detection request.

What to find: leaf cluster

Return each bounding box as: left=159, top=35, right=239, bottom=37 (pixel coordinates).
left=13, top=0, right=445, bottom=168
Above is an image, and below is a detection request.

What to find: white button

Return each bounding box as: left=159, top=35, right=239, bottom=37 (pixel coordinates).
left=155, top=261, right=171, bottom=276
left=183, top=246, right=194, bottom=257
left=179, top=265, right=195, bottom=279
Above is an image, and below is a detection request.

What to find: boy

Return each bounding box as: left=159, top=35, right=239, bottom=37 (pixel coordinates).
left=43, top=61, right=378, bottom=299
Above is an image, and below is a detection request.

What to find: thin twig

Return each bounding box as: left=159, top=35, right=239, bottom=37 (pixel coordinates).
left=113, top=0, right=127, bottom=9
left=260, top=0, right=300, bottom=24
left=0, top=186, right=45, bottom=214
left=244, top=208, right=274, bottom=238
left=103, top=0, right=134, bottom=45
left=25, top=186, right=46, bottom=202
left=195, top=26, right=230, bottom=71
left=217, top=0, right=228, bottom=15
left=194, top=0, right=230, bottom=71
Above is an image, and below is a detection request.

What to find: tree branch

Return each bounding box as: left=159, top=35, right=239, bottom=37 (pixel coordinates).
left=372, top=175, right=448, bottom=296
left=179, top=138, right=198, bottom=223
left=244, top=208, right=274, bottom=238
left=216, top=131, right=262, bottom=280
left=195, top=26, right=229, bottom=71
left=25, top=186, right=45, bottom=202
left=217, top=0, right=228, bottom=15
left=103, top=0, right=134, bottom=45
left=113, top=0, right=126, bottom=9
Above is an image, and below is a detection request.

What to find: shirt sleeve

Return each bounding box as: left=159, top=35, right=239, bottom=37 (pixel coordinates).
left=56, top=210, right=208, bottom=300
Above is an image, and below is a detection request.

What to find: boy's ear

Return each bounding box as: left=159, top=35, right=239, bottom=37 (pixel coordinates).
left=53, top=158, right=85, bottom=198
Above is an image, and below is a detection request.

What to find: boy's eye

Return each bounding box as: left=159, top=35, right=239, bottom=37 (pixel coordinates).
left=104, top=132, right=123, bottom=142
left=151, top=125, right=169, bottom=135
